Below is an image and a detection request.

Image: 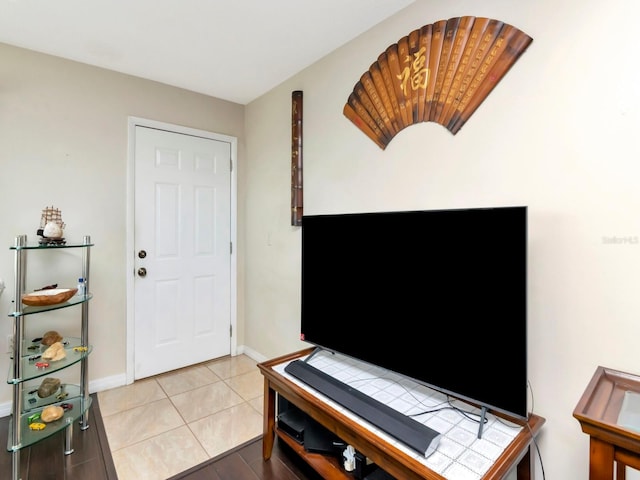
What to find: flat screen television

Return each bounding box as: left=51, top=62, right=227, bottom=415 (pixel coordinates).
left=300, top=205, right=528, bottom=420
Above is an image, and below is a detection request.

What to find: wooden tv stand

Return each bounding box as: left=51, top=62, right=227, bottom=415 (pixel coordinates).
left=258, top=348, right=545, bottom=480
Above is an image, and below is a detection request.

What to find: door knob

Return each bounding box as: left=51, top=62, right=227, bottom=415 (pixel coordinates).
left=138, top=250, right=147, bottom=258
left=137, top=267, right=147, bottom=277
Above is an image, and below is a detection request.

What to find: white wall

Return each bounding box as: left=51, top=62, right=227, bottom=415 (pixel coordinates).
left=0, top=43, right=246, bottom=399
left=244, top=0, right=640, bottom=478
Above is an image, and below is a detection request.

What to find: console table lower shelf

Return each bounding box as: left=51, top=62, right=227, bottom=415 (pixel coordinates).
left=276, top=426, right=353, bottom=479
left=258, top=348, right=545, bottom=480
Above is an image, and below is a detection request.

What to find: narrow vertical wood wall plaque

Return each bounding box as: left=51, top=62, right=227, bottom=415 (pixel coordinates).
left=343, top=16, right=533, bottom=149
left=291, top=90, right=303, bottom=226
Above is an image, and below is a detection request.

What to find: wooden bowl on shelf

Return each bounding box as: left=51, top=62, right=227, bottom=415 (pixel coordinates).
left=22, top=288, right=78, bottom=306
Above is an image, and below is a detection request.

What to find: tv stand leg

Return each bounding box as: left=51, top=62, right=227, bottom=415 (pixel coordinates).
left=301, top=346, right=323, bottom=364
left=262, top=380, right=276, bottom=460
left=477, top=406, right=487, bottom=439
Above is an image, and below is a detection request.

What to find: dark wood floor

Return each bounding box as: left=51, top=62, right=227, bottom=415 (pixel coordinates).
left=168, top=436, right=324, bottom=480
left=0, top=394, right=323, bottom=480
left=0, top=394, right=117, bottom=480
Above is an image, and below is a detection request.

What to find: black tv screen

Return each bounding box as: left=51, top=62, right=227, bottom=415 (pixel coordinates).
left=300, top=206, right=528, bottom=419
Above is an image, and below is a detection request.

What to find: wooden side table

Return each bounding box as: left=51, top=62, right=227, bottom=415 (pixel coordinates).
left=260, top=348, right=545, bottom=480
left=574, top=366, right=640, bottom=479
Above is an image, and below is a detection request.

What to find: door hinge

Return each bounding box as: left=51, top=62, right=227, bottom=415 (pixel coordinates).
left=230, top=242, right=233, bottom=254
left=229, top=324, right=233, bottom=337
left=230, top=158, right=233, bottom=173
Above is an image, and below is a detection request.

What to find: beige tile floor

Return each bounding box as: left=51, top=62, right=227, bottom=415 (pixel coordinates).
left=97, top=354, right=265, bottom=480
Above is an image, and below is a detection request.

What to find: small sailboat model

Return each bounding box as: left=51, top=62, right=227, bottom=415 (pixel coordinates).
left=37, top=206, right=66, bottom=245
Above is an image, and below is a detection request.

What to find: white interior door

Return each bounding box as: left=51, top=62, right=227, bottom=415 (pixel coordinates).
left=133, top=125, right=232, bottom=379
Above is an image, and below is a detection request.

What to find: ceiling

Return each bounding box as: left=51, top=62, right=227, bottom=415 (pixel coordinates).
left=0, top=0, right=414, bottom=105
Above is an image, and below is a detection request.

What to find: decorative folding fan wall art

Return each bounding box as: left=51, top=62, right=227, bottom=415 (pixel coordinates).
left=343, top=16, right=533, bottom=149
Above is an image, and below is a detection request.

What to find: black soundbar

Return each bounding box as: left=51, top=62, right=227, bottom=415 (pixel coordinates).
left=284, top=359, right=441, bottom=457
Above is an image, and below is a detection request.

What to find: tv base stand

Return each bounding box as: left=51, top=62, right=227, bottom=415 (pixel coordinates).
left=258, top=348, right=545, bottom=480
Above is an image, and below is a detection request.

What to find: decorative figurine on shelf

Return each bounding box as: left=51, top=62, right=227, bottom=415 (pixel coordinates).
left=41, top=330, right=63, bottom=346
left=37, top=206, right=66, bottom=245
left=41, top=405, right=64, bottom=423
left=37, top=378, right=61, bottom=398
left=42, top=342, right=66, bottom=362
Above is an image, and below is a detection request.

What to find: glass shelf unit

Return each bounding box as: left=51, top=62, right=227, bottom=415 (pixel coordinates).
left=9, top=293, right=93, bottom=317
left=22, top=383, right=84, bottom=411
left=7, top=394, right=93, bottom=451
left=7, top=340, right=93, bottom=384
left=7, top=234, right=93, bottom=480
left=10, top=240, right=95, bottom=250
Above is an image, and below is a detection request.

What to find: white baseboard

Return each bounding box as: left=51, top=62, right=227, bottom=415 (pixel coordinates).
left=241, top=345, right=268, bottom=363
